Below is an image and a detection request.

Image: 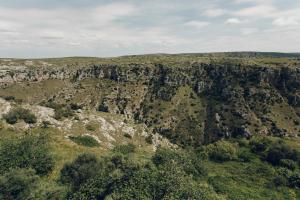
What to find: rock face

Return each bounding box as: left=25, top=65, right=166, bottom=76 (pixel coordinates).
left=1, top=60, right=300, bottom=146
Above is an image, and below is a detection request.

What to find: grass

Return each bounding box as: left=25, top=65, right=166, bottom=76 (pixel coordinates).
left=205, top=159, right=297, bottom=200
left=68, top=135, right=100, bottom=147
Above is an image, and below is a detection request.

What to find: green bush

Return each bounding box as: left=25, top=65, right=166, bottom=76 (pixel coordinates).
left=249, top=136, right=271, bottom=154
left=41, top=101, right=75, bottom=120
left=288, top=171, right=300, bottom=188
left=279, top=159, right=297, bottom=171
left=152, top=148, right=207, bottom=178
left=69, top=135, right=100, bottom=147
left=238, top=149, right=254, bottom=162
left=0, top=168, right=38, bottom=200
left=266, top=143, right=300, bottom=166
left=206, top=140, right=238, bottom=162
left=3, top=107, right=37, bottom=124
left=54, top=107, right=74, bottom=120
left=0, top=134, right=54, bottom=176
left=61, top=151, right=219, bottom=200
left=60, top=153, right=99, bottom=190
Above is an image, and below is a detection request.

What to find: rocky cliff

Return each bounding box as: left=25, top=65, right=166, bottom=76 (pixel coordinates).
left=1, top=54, right=300, bottom=146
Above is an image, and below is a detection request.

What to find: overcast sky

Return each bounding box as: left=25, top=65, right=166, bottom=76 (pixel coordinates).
left=0, top=0, right=299, bottom=58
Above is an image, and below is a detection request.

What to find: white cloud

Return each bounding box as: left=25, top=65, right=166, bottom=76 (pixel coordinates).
left=233, top=0, right=275, bottom=4
left=225, top=18, right=242, bottom=25
left=184, top=20, right=210, bottom=29
left=203, top=8, right=226, bottom=17
left=0, top=1, right=299, bottom=57
left=273, top=17, right=299, bottom=26
left=234, top=5, right=277, bottom=17
left=0, top=20, right=18, bottom=32
left=241, top=28, right=258, bottom=35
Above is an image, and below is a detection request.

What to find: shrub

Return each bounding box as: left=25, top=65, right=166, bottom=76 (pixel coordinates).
left=3, top=108, right=37, bottom=124
left=41, top=121, right=51, bottom=128
left=145, top=134, right=153, bottom=144
left=69, top=135, right=100, bottom=147
left=266, top=143, right=300, bottom=166
left=70, top=103, right=82, bottom=110
left=54, top=107, right=74, bottom=120
left=288, top=172, right=300, bottom=188
left=279, top=159, right=297, bottom=171
left=206, top=140, right=238, bottom=162
left=123, top=133, right=132, bottom=139
left=3, top=96, right=15, bottom=101
left=0, top=168, right=38, bottom=200
left=238, top=149, right=254, bottom=162
left=98, top=100, right=109, bottom=112
left=152, top=148, right=207, bottom=178
left=0, top=134, right=54, bottom=176
left=249, top=136, right=271, bottom=154
left=60, top=153, right=99, bottom=190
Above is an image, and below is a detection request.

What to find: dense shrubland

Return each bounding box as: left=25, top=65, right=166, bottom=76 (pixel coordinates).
left=0, top=133, right=300, bottom=199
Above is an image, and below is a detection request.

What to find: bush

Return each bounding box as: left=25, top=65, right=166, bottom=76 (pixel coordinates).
left=266, top=143, right=300, bottom=166
left=98, top=100, right=109, bottom=112
left=70, top=103, right=82, bottom=110
left=60, top=153, right=99, bottom=190
left=279, top=159, right=297, bottom=171
left=123, top=133, right=132, bottom=139
left=41, top=121, right=51, bottom=129
left=206, top=140, right=238, bottom=162
left=238, top=149, right=254, bottom=162
left=63, top=151, right=219, bottom=200
left=288, top=172, right=300, bottom=188
left=0, top=134, right=54, bottom=176
left=152, top=148, right=207, bottom=178
left=54, top=107, right=74, bottom=120
left=69, top=135, right=100, bottom=147
left=249, top=136, right=271, bottom=154
left=3, top=107, right=37, bottom=124
left=0, top=168, right=38, bottom=200
left=145, top=134, right=153, bottom=144
left=2, top=96, right=15, bottom=101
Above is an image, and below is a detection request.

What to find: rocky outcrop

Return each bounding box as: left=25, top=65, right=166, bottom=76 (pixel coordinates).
left=1, top=62, right=300, bottom=146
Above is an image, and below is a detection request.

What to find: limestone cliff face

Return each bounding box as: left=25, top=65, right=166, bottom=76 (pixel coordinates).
left=1, top=63, right=300, bottom=146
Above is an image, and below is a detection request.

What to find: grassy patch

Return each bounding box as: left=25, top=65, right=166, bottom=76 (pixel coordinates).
left=69, top=135, right=100, bottom=147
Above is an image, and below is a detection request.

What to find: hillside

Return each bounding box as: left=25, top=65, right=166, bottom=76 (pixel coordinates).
left=0, top=52, right=300, bottom=199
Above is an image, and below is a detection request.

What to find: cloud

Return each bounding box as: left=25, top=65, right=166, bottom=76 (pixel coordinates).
left=272, top=17, right=299, bottom=26
left=184, top=20, right=210, bottom=29
left=203, top=8, right=226, bottom=17
left=225, top=18, right=242, bottom=25
left=241, top=28, right=258, bottom=35
left=0, top=19, right=18, bottom=32
left=233, top=0, right=275, bottom=4
left=0, top=0, right=299, bottom=57
left=234, top=5, right=277, bottom=17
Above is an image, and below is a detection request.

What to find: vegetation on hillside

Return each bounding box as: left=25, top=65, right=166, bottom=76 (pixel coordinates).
left=0, top=131, right=299, bottom=199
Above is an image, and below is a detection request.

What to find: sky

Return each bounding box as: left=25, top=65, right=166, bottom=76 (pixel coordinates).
left=0, top=0, right=299, bottom=58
